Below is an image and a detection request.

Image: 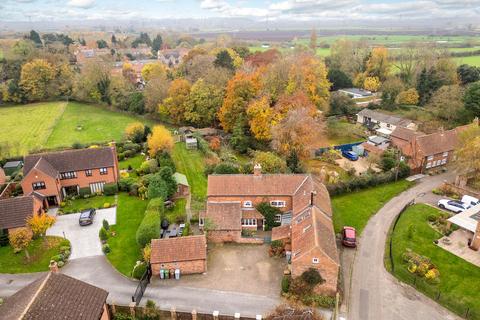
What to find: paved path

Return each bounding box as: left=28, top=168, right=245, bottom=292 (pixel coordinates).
left=47, top=208, right=116, bottom=259
left=347, top=173, right=461, bottom=320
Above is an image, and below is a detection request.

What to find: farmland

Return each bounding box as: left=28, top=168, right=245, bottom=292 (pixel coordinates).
left=0, top=101, right=154, bottom=156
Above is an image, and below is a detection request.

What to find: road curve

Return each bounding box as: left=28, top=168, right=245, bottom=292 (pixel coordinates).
left=347, top=173, right=461, bottom=320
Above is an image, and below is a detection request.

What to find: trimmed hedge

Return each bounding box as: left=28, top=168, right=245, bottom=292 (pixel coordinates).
left=79, top=187, right=91, bottom=197
left=136, top=198, right=164, bottom=248
left=103, top=183, right=119, bottom=196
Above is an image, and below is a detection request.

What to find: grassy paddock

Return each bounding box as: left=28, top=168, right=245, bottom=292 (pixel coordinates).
left=0, top=236, right=70, bottom=273
left=387, top=204, right=480, bottom=319
left=332, top=180, right=413, bottom=234
left=106, top=193, right=148, bottom=277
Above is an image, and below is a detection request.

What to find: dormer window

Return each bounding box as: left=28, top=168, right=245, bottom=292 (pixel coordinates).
left=270, top=200, right=286, bottom=208
left=312, top=258, right=319, bottom=264
left=243, top=201, right=253, bottom=208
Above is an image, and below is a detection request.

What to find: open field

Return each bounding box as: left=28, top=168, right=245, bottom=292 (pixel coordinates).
left=454, top=55, right=480, bottom=67
left=332, top=180, right=413, bottom=234
left=0, top=101, right=154, bottom=156
left=386, top=204, right=480, bottom=319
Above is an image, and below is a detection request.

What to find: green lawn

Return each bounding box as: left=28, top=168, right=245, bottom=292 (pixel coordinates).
left=0, top=102, right=66, bottom=156
left=387, top=204, right=480, bottom=319
left=326, top=119, right=365, bottom=146
left=0, top=236, right=70, bottom=273
left=106, top=193, right=148, bottom=277
left=46, top=102, right=153, bottom=148
left=60, top=195, right=116, bottom=214
left=171, top=142, right=207, bottom=210
left=454, top=55, right=480, bottom=67
left=165, top=198, right=187, bottom=223
left=332, top=180, right=413, bottom=234
left=119, top=154, right=145, bottom=171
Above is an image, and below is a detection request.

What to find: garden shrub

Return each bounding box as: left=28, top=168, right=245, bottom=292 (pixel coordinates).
left=159, top=167, right=177, bottom=198
left=157, top=151, right=176, bottom=172
left=57, top=261, right=65, bottom=268
left=102, top=244, right=111, bottom=254
left=301, top=268, right=325, bottom=287
left=301, top=294, right=336, bottom=308
left=72, top=142, right=84, bottom=149
left=147, top=176, right=168, bottom=200
left=281, top=275, right=291, bottom=293
left=213, top=162, right=240, bottom=174
left=103, top=203, right=111, bottom=208
left=117, top=153, right=125, bottom=161
left=102, top=219, right=110, bottom=230
left=119, top=177, right=136, bottom=192
left=124, top=142, right=142, bottom=153
left=103, top=183, right=118, bottom=196
left=123, top=149, right=135, bottom=158
left=79, top=187, right=91, bottom=197
left=136, top=198, right=164, bottom=247
left=99, top=227, right=108, bottom=241
left=140, top=159, right=159, bottom=174
left=256, top=202, right=281, bottom=230
left=132, top=262, right=147, bottom=279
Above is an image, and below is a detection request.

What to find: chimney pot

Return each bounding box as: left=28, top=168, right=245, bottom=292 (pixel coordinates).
left=253, top=164, right=262, bottom=176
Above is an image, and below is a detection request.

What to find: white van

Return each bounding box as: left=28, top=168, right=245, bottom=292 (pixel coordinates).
left=462, top=195, right=480, bottom=207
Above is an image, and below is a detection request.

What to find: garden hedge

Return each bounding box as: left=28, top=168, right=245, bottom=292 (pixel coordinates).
left=103, top=183, right=119, bottom=196
left=135, top=198, right=164, bottom=248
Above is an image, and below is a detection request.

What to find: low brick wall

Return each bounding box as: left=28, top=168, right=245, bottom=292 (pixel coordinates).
left=444, top=182, right=480, bottom=198
left=237, top=237, right=264, bottom=244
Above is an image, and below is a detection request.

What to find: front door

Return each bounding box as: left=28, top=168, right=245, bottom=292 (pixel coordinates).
left=46, top=196, right=58, bottom=207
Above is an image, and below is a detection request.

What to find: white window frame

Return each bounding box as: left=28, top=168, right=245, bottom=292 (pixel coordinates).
left=312, top=258, right=319, bottom=264
left=99, top=167, right=108, bottom=175
left=90, top=181, right=105, bottom=194
left=243, top=200, right=253, bottom=208
left=426, top=162, right=432, bottom=169
left=443, top=152, right=448, bottom=157
left=275, top=214, right=282, bottom=223
left=270, top=200, right=286, bottom=208
left=441, top=158, right=447, bottom=165
left=241, top=218, right=257, bottom=226
left=427, top=155, right=434, bottom=161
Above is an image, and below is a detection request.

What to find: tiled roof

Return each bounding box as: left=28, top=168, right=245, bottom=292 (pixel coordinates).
left=357, top=109, right=413, bottom=127
left=391, top=127, right=421, bottom=141
left=207, top=174, right=309, bottom=196
left=24, top=147, right=116, bottom=177
left=174, top=172, right=189, bottom=186
left=0, top=196, right=35, bottom=229
left=415, top=126, right=468, bottom=157
left=291, top=206, right=339, bottom=266
left=205, top=201, right=242, bottom=231
left=151, top=235, right=207, bottom=264
left=0, top=272, right=108, bottom=320
left=33, top=157, right=59, bottom=178
left=271, top=225, right=291, bottom=241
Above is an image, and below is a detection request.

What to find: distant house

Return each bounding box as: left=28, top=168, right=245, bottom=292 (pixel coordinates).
left=150, top=235, right=207, bottom=275
left=21, top=147, right=119, bottom=207
left=0, top=195, right=45, bottom=234
left=74, top=46, right=111, bottom=65
left=356, top=109, right=417, bottom=136
left=0, top=272, right=109, bottom=320
left=338, top=88, right=373, bottom=99
left=173, top=172, right=190, bottom=198
left=3, top=160, right=23, bottom=176
left=157, top=48, right=189, bottom=67
left=391, top=125, right=471, bottom=174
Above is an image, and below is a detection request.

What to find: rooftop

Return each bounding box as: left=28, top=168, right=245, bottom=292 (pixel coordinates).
left=357, top=109, right=414, bottom=127
left=339, top=88, right=373, bottom=97
left=174, top=172, right=189, bottom=186
left=151, top=235, right=207, bottom=264
left=448, top=204, right=480, bottom=233
left=0, top=196, right=37, bottom=229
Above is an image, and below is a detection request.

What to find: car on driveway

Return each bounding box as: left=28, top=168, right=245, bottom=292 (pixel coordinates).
left=342, top=226, right=357, bottom=247
left=79, top=208, right=96, bottom=226
left=437, top=199, right=470, bottom=213
left=342, top=150, right=359, bottom=161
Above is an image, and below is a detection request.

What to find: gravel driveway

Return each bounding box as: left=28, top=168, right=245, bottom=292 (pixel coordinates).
left=47, top=207, right=116, bottom=260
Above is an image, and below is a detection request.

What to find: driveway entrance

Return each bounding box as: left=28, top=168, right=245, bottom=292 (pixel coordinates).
left=47, top=207, right=116, bottom=260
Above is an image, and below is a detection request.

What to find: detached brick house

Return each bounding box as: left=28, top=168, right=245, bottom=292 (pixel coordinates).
left=0, top=272, right=110, bottom=320
left=150, top=235, right=207, bottom=276
left=21, top=147, right=119, bottom=206
left=391, top=125, right=471, bottom=174
left=0, top=194, right=45, bottom=235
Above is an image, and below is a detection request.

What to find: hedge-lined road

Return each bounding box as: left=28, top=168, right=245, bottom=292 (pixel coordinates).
left=347, top=173, right=461, bottom=320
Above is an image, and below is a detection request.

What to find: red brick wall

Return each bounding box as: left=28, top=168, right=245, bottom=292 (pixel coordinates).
left=21, top=169, right=62, bottom=202
left=206, top=230, right=241, bottom=243
left=151, top=259, right=206, bottom=275
left=60, top=166, right=117, bottom=188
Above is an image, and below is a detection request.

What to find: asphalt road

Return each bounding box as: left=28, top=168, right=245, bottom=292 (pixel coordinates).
left=347, top=173, right=461, bottom=320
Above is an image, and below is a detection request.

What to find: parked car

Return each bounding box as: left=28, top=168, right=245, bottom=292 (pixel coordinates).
left=437, top=199, right=470, bottom=213
left=79, top=208, right=96, bottom=226
left=342, top=150, right=359, bottom=161
left=342, top=226, right=357, bottom=247
left=461, top=195, right=480, bottom=207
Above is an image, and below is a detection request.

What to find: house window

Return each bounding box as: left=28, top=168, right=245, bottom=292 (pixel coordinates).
left=275, top=214, right=282, bottom=223
left=90, top=182, right=105, bottom=194
left=32, top=181, right=46, bottom=190
left=426, top=162, right=432, bottom=169
left=441, top=159, right=447, bottom=165
left=436, top=160, right=442, bottom=166
left=270, top=200, right=286, bottom=208
left=427, top=155, right=434, bottom=161
left=60, top=171, right=77, bottom=180
left=199, top=218, right=204, bottom=227
left=443, top=152, right=448, bottom=157
left=387, top=123, right=391, bottom=128
left=99, top=168, right=108, bottom=175
left=243, top=201, right=253, bottom=208
left=85, top=169, right=92, bottom=177
left=312, top=258, right=319, bottom=264
left=241, top=218, right=257, bottom=226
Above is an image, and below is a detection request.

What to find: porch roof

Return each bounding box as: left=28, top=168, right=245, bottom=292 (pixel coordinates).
left=448, top=204, right=480, bottom=233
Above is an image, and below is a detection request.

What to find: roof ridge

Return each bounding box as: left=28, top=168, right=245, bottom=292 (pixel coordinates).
left=19, top=272, right=51, bottom=319
left=26, top=146, right=112, bottom=157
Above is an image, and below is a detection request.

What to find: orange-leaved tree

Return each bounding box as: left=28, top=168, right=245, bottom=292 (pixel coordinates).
left=8, top=227, right=33, bottom=258
left=147, top=125, right=174, bottom=157
left=27, top=213, right=56, bottom=239
left=159, top=79, right=191, bottom=124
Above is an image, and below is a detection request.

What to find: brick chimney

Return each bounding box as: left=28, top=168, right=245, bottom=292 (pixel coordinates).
left=49, top=260, right=58, bottom=273
left=253, top=163, right=262, bottom=177
left=470, top=221, right=480, bottom=251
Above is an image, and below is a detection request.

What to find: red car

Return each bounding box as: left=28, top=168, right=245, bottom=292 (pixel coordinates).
left=342, top=226, right=357, bottom=247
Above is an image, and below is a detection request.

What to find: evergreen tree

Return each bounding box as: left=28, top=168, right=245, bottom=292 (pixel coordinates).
left=214, top=50, right=235, bottom=71
left=27, top=30, right=42, bottom=46
left=152, top=34, right=163, bottom=55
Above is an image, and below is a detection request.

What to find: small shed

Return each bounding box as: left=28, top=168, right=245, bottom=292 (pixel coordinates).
left=185, top=137, right=198, bottom=150
left=3, top=161, right=23, bottom=176
left=173, top=172, right=190, bottom=198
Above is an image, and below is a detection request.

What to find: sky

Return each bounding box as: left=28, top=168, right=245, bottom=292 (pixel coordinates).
left=1, top=0, right=479, bottom=22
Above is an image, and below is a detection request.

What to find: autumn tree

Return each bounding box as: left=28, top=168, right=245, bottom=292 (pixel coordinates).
left=144, top=77, right=169, bottom=113
left=457, top=64, right=480, bottom=85
left=9, top=227, right=32, bottom=258
left=427, top=85, right=467, bottom=124
left=147, top=125, right=174, bottom=157
left=271, top=108, right=326, bottom=159
left=380, top=77, right=405, bottom=105
left=396, top=88, right=419, bottom=105
left=247, top=95, right=275, bottom=141
left=125, top=122, right=145, bottom=143
left=328, top=39, right=369, bottom=78
left=363, top=76, right=381, bottom=92
left=309, top=28, right=317, bottom=51
left=329, top=92, right=356, bottom=116
left=185, top=79, right=223, bottom=127
left=464, top=82, right=480, bottom=118
left=20, top=59, right=56, bottom=101
left=159, top=79, right=191, bottom=124
left=245, top=49, right=281, bottom=68
left=218, top=71, right=261, bottom=132
left=455, top=121, right=480, bottom=175
left=253, top=151, right=287, bottom=173
left=286, top=54, right=331, bottom=111
left=141, top=62, right=166, bottom=82
left=365, top=47, right=390, bottom=81
left=73, top=60, right=111, bottom=104
left=27, top=214, right=56, bottom=238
